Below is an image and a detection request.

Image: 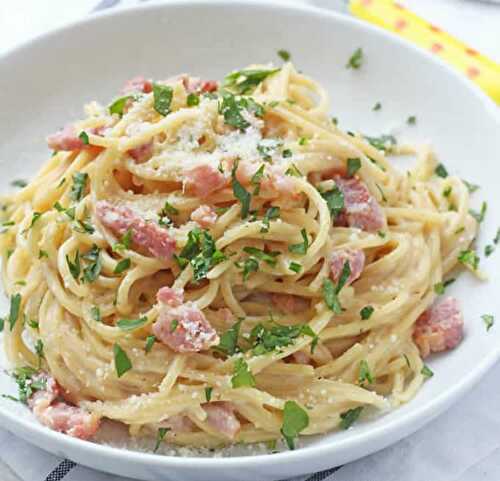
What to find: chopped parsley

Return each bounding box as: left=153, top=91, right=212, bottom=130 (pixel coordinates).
left=339, top=406, right=363, bottom=429
left=360, top=305, right=374, bottom=320
left=282, top=148, right=292, bottom=158
left=170, top=319, right=179, bottom=332
left=285, top=163, right=302, bottom=177
left=288, top=229, right=309, bottom=255
left=54, top=202, right=75, bottom=220
left=375, top=183, right=387, bottom=202
left=469, top=201, right=487, bottom=223
left=443, top=186, right=452, bottom=197
left=81, top=244, right=102, bottom=283
left=35, top=339, right=44, bottom=367
left=10, top=179, right=27, bottom=188
left=346, top=48, right=363, bottom=69
left=435, top=163, right=448, bottom=178
left=463, top=179, right=480, bottom=193
left=322, top=261, right=351, bottom=314
left=219, top=91, right=263, bottom=131
left=249, top=322, right=316, bottom=356
left=8, top=293, right=21, bottom=331
left=289, top=261, right=302, bottom=273
left=145, top=335, right=156, bottom=353
left=186, top=93, right=200, bottom=107
left=372, top=102, right=382, bottom=111
left=243, top=247, right=280, bottom=267
left=231, top=161, right=251, bottom=218
left=365, top=134, right=396, bottom=152
left=250, top=164, right=265, bottom=194
left=117, top=316, right=148, bottom=331
left=421, top=365, right=434, bottom=378
left=407, top=115, right=417, bottom=125
left=66, top=251, right=80, bottom=280
left=298, top=137, right=308, bottom=146
left=27, top=319, right=39, bottom=329
left=485, top=245, right=495, bottom=257
left=280, top=400, right=309, bottom=450
left=231, top=358, right=256, bottom=388
left=153, top=83, right=173, bottom=116
left=154, top=427, right=170, bottom=453
left=346, top=158, right=361, bottom=178
left=70, top=172, right=89, bottom=202
left=358, top=360, right=373, bottom=385
left=11, top=366, right=45, bottom=404
left=215, top=319, right=242, bottom=356
left=109, top=95, right=133, bottom=116
left=90, top=306, right=101, bottom=323
left=159, top=200, right=179, bottom=218
left=277, top=49, right=291, bottom=61
left=176, top=227, right=226, bottom=282
left=482, top=314, right=494, bottom=331
left=495, top=228, right=500, bottom=245
left=78, top=131, right=89, bottom=145
left=260, top=206, right=280, bottom=233
left=321, top=186, right=345, bottom=220
left=458, top=249, right=479, bottom=271
left=28, top=212, right=43, bottom=230
left=114, top=258, right=131, bottom=274
left=113, top=228, right=133, bottom=253
left=113, top=343, right=132, bottom=377
left=240, top=257, right=259, bottom=281
left=223, top=68, right=280, bottom=95
left=205, top=386, right=213, bottom=402
left=434, top=282, right=445, bottom=295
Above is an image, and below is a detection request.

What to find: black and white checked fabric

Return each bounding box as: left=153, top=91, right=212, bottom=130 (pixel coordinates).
left=44, top=460, right=76, bottom=481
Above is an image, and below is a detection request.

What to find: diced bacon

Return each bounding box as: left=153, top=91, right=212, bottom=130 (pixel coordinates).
left=203, top=402, right=240, bottom=440
left=153, top=289, right=219, bottom=352
left=34, top=402, right=100, bottom=440
left=191, top=205, right=217, bottom=228
left=334, top=177, right=385, bottom=232
left=157, top=286, right=184, bottom=307
left=413, top=297, right=464, bottom=358
left=329, top=248, right=365, bottom=285
left=160, top=414, right=196, bottom=433
left=28, top=373, right=100, bottom=440
left=291, top=351, right=311, bottom=365
left=47, top=125, right=85, bottom=151
left=121, top=76, right=153, bottom=94
left=95, top=201, right=176, bottom=260
left=271, top=293, right=310, bottom=313
left=127, top=141, right=153, bottom=164
left=183, top=165, right=227, bottom=198
left=200, top=80, right=219, bottom=93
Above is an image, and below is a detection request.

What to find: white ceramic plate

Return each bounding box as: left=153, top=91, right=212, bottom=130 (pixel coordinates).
left=0, top=1, right=499, bottom=480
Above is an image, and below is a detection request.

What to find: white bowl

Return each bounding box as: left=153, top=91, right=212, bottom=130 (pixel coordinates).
left=0, top=1, right=499, bottom=480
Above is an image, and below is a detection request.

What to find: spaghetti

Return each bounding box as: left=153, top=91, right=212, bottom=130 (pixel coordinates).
left=0, top=63, right=478, bottom=450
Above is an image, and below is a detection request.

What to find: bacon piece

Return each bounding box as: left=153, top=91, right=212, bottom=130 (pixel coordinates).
left=203, top=402, right=240, bottom=439
left=191, top=205, right=218, bottom=228
left=334, top=177, right=385, bottom=232
left=121, top=76, right=153, bottom=94
left=200, top=80, right=219, bottom=93
left=157, top=286, right=184, bottom=307
left=47, top=125, right=86, bottom=151
left=271, top=293, right=310, bottom=313
left=413, top=297, right=464, bottom=358
left=183, top=165, right=227, bottom=198
left=95, top=201, right=176, bottom=260
left=127, top=141, right=153, bottom=164
left=329, top=248, right=365, bottom=286
left=153, top=288, right=219, bottom=353
left=160, top=414, right=196, bottom=433
left=28, top=374, right=100, bottom=440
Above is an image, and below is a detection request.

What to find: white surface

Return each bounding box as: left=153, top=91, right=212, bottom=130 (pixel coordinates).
left=0, top=1, right=500, bottom=481
left=1, top=1, right=500, bottom=480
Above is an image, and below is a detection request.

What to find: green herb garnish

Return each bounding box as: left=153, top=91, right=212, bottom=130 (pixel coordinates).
left=231, top=358, right=256, bottom=388
left=280, top=400, right=309, bottom=450
left=113, top=343, right=132, bottom=377
left=153, top=83, right=173, bottom=116
left=117, top=316, right=148, bottom=331
left=346, top=48, right=363, bottom=69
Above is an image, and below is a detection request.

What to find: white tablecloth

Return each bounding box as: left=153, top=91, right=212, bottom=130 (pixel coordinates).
left=0, top=1, right=499, bottom=480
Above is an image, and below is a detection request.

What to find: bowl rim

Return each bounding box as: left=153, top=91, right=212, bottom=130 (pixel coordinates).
left=0, top=0, right=499, bottom=470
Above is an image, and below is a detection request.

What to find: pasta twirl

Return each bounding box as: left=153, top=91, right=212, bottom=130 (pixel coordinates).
left=0, top=64, right=477, bottom=450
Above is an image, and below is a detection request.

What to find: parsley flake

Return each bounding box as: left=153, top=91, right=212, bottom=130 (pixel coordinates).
left=469, top=201, right=487, bottom=223
left=458, top=249, right=479, bottom=271
left=109, top=95, right=134, bottom=116
left=231, top=358, right=256, bottom=388
left=113, top=343, right=132, bottom=377
left=340, top=407, right=363, bottom=429
left=277, top=49, right=291, bottom=61
left=10, top=179, right=27, bottom=188
left=261, top=206, right=280, bottom=233
left=482, top=314, right=494, bottom=331
left=288, top=229, right=309, bottom=255
left=154, top=427, right=170, bottom=453
left=346, top=48, right=363, bottom=69
left=435, top=163, right=448, bottom=178
left=145, top=335, right=156, bottom=353
left=360, top=306, right=374, bottom=320
left=358, top=360, right=373, bottom=385
left=205, top=386, right=213, bottom=402
left=70, top=172, right=89, bottom=202
left=421, top=365, right=434, bottom=378
left=346, top=158, right=361, bottom=178
left=8, top=293, right=21, bottom=331
left=280, top=400, right=309, bottom=450
left=153, top=83, right=173, bottom=116
left=215, top=319, right=242, bottom=356
left=117, top=316, right=148, bottom=331
left=114, top=258, right=131, bottom=274
left=223, top=68, right=280, bottom=95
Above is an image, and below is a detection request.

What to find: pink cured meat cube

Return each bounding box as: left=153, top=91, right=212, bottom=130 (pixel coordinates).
left=413, top=297, right=464, bottom=358
left=329, top=248, right=365, bottom=286
left=153, top=288, right=219, bottom=352
left=334, top=177, right=385, bottom=232
left=96, top=201, right=176, bottom=260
